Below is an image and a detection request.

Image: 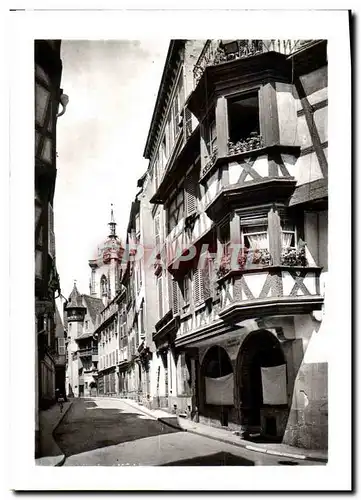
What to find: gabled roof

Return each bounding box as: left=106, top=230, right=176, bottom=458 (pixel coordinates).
left=83, top=295, right=104, bottom=323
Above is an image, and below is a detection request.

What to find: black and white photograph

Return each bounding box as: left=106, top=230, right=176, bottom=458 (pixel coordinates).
left=7, top=6, right=352, bottom=492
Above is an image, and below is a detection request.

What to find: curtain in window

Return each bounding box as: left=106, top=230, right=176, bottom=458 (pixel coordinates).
left=205, top=373, right=234, bottom=405
left=246, top=232, right=268, bottom=249
left=281, top=232, right=293, bottom=248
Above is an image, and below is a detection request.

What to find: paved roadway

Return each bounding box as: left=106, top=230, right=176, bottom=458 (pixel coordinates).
left=54, top=397, right=322, bottom=466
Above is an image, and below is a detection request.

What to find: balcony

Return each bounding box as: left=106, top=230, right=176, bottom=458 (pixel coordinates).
left=217, top=265, right=323, bottom=323
left=193, top=39, right=315, bottom=86
left=78, top=347, right=98, bottom=361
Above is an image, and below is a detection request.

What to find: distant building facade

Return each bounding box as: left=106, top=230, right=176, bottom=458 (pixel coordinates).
left=92, top=210, right=125, bottom=396
left=64, top=284, right=103, bottom=398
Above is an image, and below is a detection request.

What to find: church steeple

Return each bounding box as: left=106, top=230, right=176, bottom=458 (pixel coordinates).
left=108, top=204, right=117, bottom=238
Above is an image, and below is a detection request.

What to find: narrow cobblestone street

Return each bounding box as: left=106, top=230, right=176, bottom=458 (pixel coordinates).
left=53, top=398, right=322, bottom=466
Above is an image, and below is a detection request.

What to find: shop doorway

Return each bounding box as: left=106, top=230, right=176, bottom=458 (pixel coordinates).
left=237, top=330, right=286, bottom=436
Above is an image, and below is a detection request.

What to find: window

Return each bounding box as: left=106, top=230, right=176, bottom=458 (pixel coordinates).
left=139, top=305, right=145, bottom=333
left=154, top=158, right=159, bottom=191
left=160, top=136, right=167, bottom=172
left=184, top=169, right=199, bottom=217
left=242, top=225, right=269, bottom=250
left=167, top=189, right=184, bottom=233
left=219, top=221, right=231, bottom=256
left=180, top=272, right=191, bottom=306
left=228, top=92, right=260, bottom=144
left=101, top=275, right=108, bottom=296
left=57, top=338, right=66, bottom=355
left=157, top=274, right=164, bottom=319
left=154, top=214, right=161, bottom=256
left=204, top=112, right=217, bottom=158
left=208, top=120, right=217, bottom=154
left=281, top=222, right=297, bottom=249
left=171, top=72, right=185, bottom=144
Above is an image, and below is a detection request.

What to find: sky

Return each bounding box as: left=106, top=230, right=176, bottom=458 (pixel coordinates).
left=54, top=40, right=169, bottom=299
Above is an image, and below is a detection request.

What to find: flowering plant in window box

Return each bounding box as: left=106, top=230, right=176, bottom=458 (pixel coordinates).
left=228, top=133, right=263, bottom=156
left=281, top=246, right=307, bottom=267
left=216, top=253, right=232, bottom=278
left=238, top=248, right=272, bottom=268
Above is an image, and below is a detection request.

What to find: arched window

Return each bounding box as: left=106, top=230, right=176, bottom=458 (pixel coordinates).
left=203, top=346, right=233, bottom=378
left=100, top=275, right=108, bottom=296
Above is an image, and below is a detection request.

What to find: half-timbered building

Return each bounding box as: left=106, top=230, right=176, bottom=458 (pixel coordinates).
left=145, top=39, right=328, bottom=449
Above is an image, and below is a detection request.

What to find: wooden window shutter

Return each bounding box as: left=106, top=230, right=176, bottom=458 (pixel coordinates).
left=184, top=107, right=192, bottom=139
left=172, top=278, right=181, bottom=315
left=154, top=215, right=160, bottom=256
left=185, top=170, right=198, bottom=217
left=193, top=268, right=203, bottom=305
left=157, top=275, right=164, bottom=319
left=202, top=257, right=211, bottom=301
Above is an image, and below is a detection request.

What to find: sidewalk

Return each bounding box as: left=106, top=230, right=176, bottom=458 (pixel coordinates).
left=121, top=398, right=328, bottom=464
left=35, top=400, right=73, bottom=466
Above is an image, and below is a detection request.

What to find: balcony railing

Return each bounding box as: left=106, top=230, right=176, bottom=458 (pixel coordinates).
left=78, top=347, right=98, bottom=357
left=217, top=265, right=323, bottom=322
left=193, top=39, right=314, bottom=85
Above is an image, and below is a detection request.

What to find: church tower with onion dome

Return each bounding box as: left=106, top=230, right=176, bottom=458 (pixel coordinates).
left=88, top=206, right=124, bottom=306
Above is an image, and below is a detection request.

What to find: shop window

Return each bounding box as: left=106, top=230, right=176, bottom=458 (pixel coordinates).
left=228, top=93, right=260, bottom=144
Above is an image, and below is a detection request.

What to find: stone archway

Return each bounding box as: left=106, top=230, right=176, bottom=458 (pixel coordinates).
left=236, top=329, right=286, bottom=438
